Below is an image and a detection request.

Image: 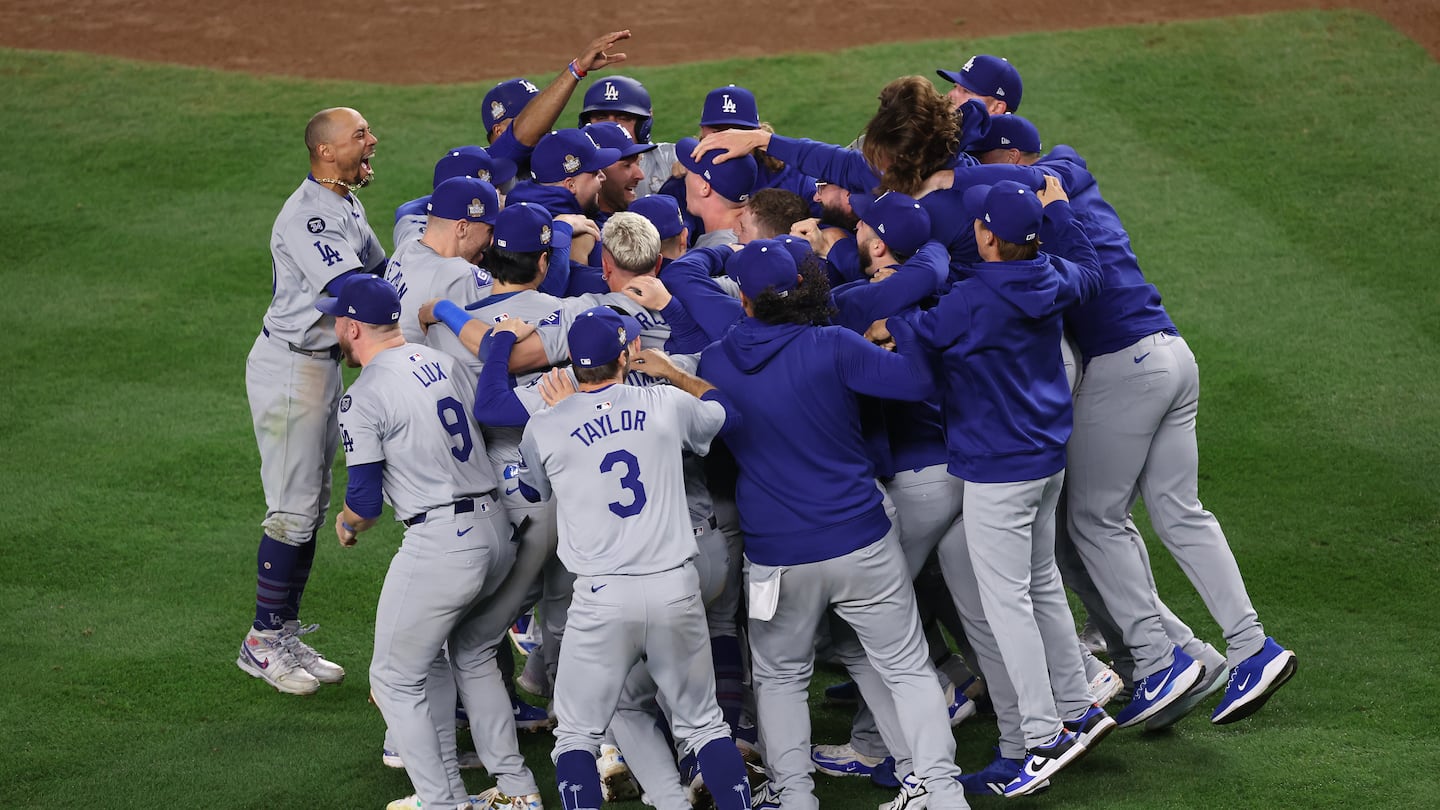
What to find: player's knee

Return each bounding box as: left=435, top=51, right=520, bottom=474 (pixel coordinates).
left=262, top=515, right=316, bottom=546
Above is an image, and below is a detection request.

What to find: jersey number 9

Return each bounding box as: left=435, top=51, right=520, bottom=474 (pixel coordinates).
left=436, top=397, right=474, bottom=463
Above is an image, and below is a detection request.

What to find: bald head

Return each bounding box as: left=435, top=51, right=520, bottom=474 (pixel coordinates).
left=305, top=107, right=359, bottom=160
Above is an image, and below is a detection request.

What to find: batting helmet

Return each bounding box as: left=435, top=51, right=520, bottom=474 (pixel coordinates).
left=482, top=78, right=541, bottom=139
left=578, top=76, right=654, bottom=143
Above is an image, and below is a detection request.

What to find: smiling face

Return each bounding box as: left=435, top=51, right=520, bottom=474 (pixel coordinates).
left=313, top=107, right=377, bottom=188
left=598, top=155, right=644, bottom=213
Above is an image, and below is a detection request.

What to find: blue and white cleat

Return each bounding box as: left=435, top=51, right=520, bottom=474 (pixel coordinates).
left=512, top=696, right=555, bottom=732
left=877, top=773, right=930, bottom=810
left=823, top=680, right=860, bottom=707
left=947, top=680, right=978, bottom=727
left=1002, top=730, right=1083, bottom=798
left=1115, top=645, right=1204, bottom=728
left=956, top=749, right=1032, bottom=796
left=1063, top=704, right=1117, bottom=752
left=870, top=756, right=900, bottom=790
left=1211, top=637, right=1297, bottom=724
left=507, top=612, right=541, bottom=657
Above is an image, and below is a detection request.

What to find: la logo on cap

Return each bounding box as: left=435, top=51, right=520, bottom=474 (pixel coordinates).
left=721, top=94, right=737, bottom=114
left=963, top=56, right=976, bottom=72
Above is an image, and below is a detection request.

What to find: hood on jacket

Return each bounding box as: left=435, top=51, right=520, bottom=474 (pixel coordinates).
left=721, top=318, right=809, bottom=374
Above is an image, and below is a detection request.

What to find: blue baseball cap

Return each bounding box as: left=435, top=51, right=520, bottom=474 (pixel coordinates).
left=676, top=137, right=758, bottom=204
left=774, top=234, right=814, bottom=267
left=426, top=176, right=499, bottom=224
left=727, top=238, right=800, bottom=300
left=629, top=194, right=685, bottom=240
left=315, top=274, right=402, bottom=325
left=582, top=121, right=657, bottom=159
left=493, top=202, right=554, bottom=253
left=969, top=115, right=1042, bottom=154
left=433, top=145, right=517, bottom=189
left=700, top=85, right=760, bottom=129
left=850, top=191, right=931, bottom=256
left=962, top=180, right=1043, bottom=245
left=531, top=129, right=623, bottom=184
left=568, top=306, right=643, bottom=367
left=482, top=78, right=540, bottom=134
left=937, top=55, right=1023, bottom=112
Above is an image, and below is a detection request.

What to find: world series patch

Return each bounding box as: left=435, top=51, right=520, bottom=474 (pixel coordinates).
left=307, top=217, right=326, bottom=234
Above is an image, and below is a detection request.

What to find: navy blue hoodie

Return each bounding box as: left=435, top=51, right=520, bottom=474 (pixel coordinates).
left=699, top=318, right=934, bottom=566
left=1039, top=145, right=1177, bottom=359
left=898, top=201, right=1103, bottom=483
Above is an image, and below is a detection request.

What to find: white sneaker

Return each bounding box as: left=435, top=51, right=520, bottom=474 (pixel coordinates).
left=237, top=627, right=320, bottom=695
left=599, top=744, right=641, bottom=801
left=878, top=773, right=929, bottom=810
left=388, top=795, right=468, bottom=810
left=382, top=748, right=404, bottom=768
left=1089, top=666, right=1123, bottom=708
left=280, top=621, right=345, bottom=683
left=507, top=794, right=543, bottom=810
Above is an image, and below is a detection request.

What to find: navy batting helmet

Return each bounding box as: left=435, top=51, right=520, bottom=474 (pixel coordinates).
left=482, top=78, right=541, bottom=140
left=579, top=76, right=654, bottom=143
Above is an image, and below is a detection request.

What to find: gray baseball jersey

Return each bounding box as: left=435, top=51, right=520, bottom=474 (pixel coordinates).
left=338, top=343, right=498, bottom=518
left=540, top=293, right=672, bottom=388
left=518, top=383, right=725, bottom=577
left=393, top=213, right=426, bottom=249
left=263, top=177, right=385, bottom=350
left=639, top=143, right=679, bottom=198
left=384, top=238, right=492, bottom=386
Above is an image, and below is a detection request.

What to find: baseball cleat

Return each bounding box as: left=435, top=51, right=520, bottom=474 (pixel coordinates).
left=1088, top=665, right=1124, bottom=708
left=750, top=782, right=782, bottom=810
left=956, top=749, right=1033, bottom=796
left=385, top=796, right=425, bottom=810
left=870, top=756, right=900, bottom=789
left=877, top=772, right=930, bottom=810
left=1114, top=645, right=1204, bottom=728
left=599, top=744, right=642, bottom=802
left=512, top=696, right=554, bottom=732
left=382, top=747, right=404, bottom=768
left=279, top=621, right=345, bottom=684
left=471, top=788, right=541, bottom=810
left=508, top=612, right=541, bottom=658
left=823, top=680, right=860, bottom=707
left=237, top=627, right=320, bottom=695
left=811, top=742, right=885, bottom=777
left=1211, top=637, right=1297, bottom=725
left=1145, top=649, right=1228, bottom=731
left=1063, top=704, right=1118, bottom=752
left=1002, top=729, right=1083, bottom=798
left=946, top=681, right=978, bottom=727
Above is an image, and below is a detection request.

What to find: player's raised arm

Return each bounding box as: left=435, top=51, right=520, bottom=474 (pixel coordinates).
left=506, top=30, right=632, bottom=148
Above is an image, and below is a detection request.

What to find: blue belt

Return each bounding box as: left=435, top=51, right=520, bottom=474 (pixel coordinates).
left=404, top=494, right=495, bottom=527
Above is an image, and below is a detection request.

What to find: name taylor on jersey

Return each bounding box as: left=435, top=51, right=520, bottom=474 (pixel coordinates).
left=569, top=406, right=648, bottom=448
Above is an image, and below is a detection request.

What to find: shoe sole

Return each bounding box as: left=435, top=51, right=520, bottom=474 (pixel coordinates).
left=1212, top=653, right=1297, bottom=725
left=949, top=699, right=978, bottom=728
left=1116, top=660, right=1204, bottom=728
left=813, top=760, right=878, bottom=778
left=236, top=655, right=318, bottom=696
left=602, top=770, right=641, bottom=802
left=1145, top=660, right=1229, bottom=732
left=1070, top=714, right=1118, bottom=755
left=516, top=718, right=556, bottom=733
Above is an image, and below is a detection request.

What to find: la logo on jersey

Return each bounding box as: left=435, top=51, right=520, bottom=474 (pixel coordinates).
left=721, top=94, right=737, bottom=114
left=604, top=82, right=620, bottom=101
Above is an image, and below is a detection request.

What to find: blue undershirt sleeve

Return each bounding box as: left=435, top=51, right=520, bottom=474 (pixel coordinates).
left=345, top=461, right=385, bottom=520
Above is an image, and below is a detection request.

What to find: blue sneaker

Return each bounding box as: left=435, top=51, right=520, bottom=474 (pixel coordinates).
left=1211, top=637, right=1297, bottom=724
left=870, top=756, right=900, bottom=789
left=824, top=680, right=860, bottom=707
left=1115, top=645, right=1204, bottom=728
left=750, top=781, right=782, bottom=809
left=956, top=749, right=1026, bottom=796
left=811, top=742, right=883, bottom=777
left=1003, top=730, right=1082, bottom=798
left=512, top=696, right=554, bottom=732
left=1146, top=649, right=1229, bottom=732
left=1063, top=704, right=1117, bottom=752
left=508, top=612, right=541, bottom=657
left=947, top=681, right=977, bottom=727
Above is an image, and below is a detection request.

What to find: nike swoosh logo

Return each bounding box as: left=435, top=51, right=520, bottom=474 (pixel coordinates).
left=1142, top=668, right=1174, bottom=701
left=1237, top=673, right=1253, bottom=692
left=245, top=644, right=271, bottom=670
left=505, top=486, right=519, bottom=496
left=591, top=584, right=607, bottom=592
left=1134, top=352, right=1151, bottom=363
left=457, top=527, right=473, bottom=537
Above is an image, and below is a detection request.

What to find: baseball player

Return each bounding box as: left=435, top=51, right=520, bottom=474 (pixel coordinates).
left=694, top=240, right=967, bottom=810
left=577, top=75, right=679, bottom=198
left=237, top=106, right=383, bottom=696
left=507, top=129, right=620, bottom=222
left=936, top=54, right=1023, bottom=116
left=394, top=146, right=516, bottom=248
left=672, top=136, right=757, bottom=248
left=582, top=121, right=658, bottom=222
left=883, top=179, right=1108, bottom=798
left=515, top=306, right=752, bottom=810
left=982, top=115, right=1298, bottom=727
left=323, top=275, right=541, bottom=810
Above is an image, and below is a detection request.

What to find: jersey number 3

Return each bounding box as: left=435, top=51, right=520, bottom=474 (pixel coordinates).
left=599, top=449, right=647, bottom=518
left=436, top=397, right=474, bottom=463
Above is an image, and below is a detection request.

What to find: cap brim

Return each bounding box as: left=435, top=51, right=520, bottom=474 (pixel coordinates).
left=849, top=192, right=877, bottom=221
left=674, top=137, right=702, bottom=174
left=617, top=142, right=658, bottom=158
left=936, top=69, right=963, bottom=85
left=489, top=156, right=518, bottom=187
left=581, top=147, right=624, bottom=173
left=315, top=296, right=347, bottom=317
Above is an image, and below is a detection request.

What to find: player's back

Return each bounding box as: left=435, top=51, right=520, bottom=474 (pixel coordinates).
left=521, top=384, right=716, bottom=577
left=343, top=343, right=497, bottom=518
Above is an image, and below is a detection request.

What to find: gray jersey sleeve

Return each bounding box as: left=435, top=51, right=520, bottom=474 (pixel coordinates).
left=668, top=386, right=727, bottom=457
left=517, top=426, right=553, bottom=503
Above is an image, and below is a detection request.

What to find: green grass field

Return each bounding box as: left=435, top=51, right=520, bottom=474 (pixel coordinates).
left=2, top=8, right=1438, bottom=809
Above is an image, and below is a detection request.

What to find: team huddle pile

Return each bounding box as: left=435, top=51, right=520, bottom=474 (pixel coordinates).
left=235, top=29, right=1298, bottom=810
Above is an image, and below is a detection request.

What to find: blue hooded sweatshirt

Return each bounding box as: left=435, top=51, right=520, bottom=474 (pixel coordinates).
left=897, top=201, right=1103, bottom=483
left=1039, top=145, right=1177, bottom=360
left=699, top=318, right=934, bottom=566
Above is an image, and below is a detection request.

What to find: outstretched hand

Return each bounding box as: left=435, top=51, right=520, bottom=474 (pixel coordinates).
left=576, top=30, right=632, bottom=74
